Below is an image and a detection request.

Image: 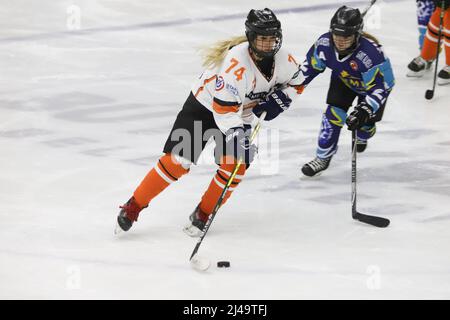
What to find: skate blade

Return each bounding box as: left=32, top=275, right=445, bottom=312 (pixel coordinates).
left=437, top=79, right=450, bottom=86
left=299, top=171, right=323, bottom=180
left=190, top=255, right=211, bottom=271
left=406, top=70, right=425, bottom=78
left=114, top=223, right=124, bottom=235
left=183, top=224, right=203, bottom=238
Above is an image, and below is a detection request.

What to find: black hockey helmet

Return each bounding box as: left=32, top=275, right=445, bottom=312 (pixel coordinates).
left=330, top=6, right=363, bottom=55
left=245, top=8, right=282, bottom=58
left=330, top=5, right=363, bottom=37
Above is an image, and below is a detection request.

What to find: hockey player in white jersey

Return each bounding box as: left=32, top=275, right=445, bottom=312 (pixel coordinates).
left=116, top=8, right=304, bottom=236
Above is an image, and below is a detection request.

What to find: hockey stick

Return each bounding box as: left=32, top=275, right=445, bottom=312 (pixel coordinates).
left=352, top=130, right=390, bottom=228
left=189, top=111, right=267, bottom=268
left=425, top=0, right=446, bottom=100
left=361, top=0, right=378, bottom=18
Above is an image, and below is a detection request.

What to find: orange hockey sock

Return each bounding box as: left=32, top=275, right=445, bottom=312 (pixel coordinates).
left=445, top=9, right=450, bottom=65
left=446, top=38, right=450, bottom=65
left=199, top=156, right=246, bottom=215
left=133, top=153, right=189, bottom=208
left=421, top=8, right=450, bottom=61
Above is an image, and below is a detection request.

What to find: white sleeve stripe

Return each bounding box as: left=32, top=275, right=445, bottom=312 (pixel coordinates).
left=366, top=96, right=380, bottom=112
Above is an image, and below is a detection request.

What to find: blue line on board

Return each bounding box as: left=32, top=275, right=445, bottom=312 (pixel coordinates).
left=0, top=0, right=406, bottom=44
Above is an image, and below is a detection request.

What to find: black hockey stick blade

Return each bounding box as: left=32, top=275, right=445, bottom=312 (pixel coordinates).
left=425, top=89, right=434, bottom=100
left=354, top=211, right=390, bottom=228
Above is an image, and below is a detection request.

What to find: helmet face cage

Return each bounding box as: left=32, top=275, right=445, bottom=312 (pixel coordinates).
left=246, top=30, right=282, bottom=58
left=245, top=8, right=283, bottom=58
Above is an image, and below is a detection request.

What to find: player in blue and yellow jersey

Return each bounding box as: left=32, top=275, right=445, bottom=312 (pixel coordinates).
left=299, top=5, right=395, bottom=177
left=417, top=0, right=436, bottom=51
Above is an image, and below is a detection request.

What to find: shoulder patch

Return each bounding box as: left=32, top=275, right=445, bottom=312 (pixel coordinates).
left=355, top=51, right=373, bottom=69
left=215, top=76, right=225, bottom=91
left=316, top=37, right=330, bottom=47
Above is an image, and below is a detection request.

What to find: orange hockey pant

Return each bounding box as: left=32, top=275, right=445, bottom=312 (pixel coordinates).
left=421, top=7, right=450, bottom=64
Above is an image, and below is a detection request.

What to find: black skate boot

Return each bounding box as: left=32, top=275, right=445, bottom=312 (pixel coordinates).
left=407, top=56, right=429, bottom=77
left=301, top=157, right=332, bottom=177
left=438, top=66, right=450, bottom=86
left=183, top=205, right=209, bottom=238
left=115, top=197, right=143, bottom=234
left=356, top=139, right=367, bottom=153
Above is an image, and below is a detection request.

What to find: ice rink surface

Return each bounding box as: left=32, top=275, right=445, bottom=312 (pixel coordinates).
left=0, top=0, right=449, bottom=299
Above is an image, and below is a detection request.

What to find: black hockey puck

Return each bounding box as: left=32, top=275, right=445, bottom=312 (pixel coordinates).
left=217, top=261, right=230, bottom=268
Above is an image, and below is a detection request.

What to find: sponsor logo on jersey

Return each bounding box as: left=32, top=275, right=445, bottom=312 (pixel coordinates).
left=340, top=75, right=364, bottom=91
left=348, top=79, right=362, bottom=88
left=246, top=91, right=267, bottom=101
left=215, top=76, right=225, bottom=91
left=356, top=51, right=373, bottom=69
left=226, top=83, right=238, bottom=96
left=341, top=70, right=350, bottom=78
left=350, top=60, right=358, bottom=71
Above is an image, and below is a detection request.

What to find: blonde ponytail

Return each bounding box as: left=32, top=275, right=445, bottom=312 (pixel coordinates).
left=199, top=35, right=247, bottom=69
left=361, top=32, right=380, bottom=45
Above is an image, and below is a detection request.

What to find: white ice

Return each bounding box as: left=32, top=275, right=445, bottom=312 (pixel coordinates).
left=0, top=0, right=449, bottom=299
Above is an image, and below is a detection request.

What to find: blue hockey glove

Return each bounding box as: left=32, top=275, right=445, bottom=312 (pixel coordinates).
left=253, top=90, right=292, bottom=121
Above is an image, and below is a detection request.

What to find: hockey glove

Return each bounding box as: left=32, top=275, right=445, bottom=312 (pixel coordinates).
left=346, top=102, right=374, bottom=131
left=225, top=125, right=257, bottom=164
left=253, top=90, right=292, bottom=121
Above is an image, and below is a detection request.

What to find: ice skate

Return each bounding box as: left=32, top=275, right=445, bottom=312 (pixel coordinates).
left=356, top=139, right=367, bottom=153
left=406, top=56, right=431, bottom=77
left=115, top=197, right=143, bottom=234
left=183, top=205, right=209, bottom=238
left=437, top=66, right=450, bottom=86
left=301, top=156, right=332, bottom=177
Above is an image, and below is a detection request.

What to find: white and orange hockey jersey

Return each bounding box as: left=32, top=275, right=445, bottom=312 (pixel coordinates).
left=191, top=42, right=304, bottom=133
